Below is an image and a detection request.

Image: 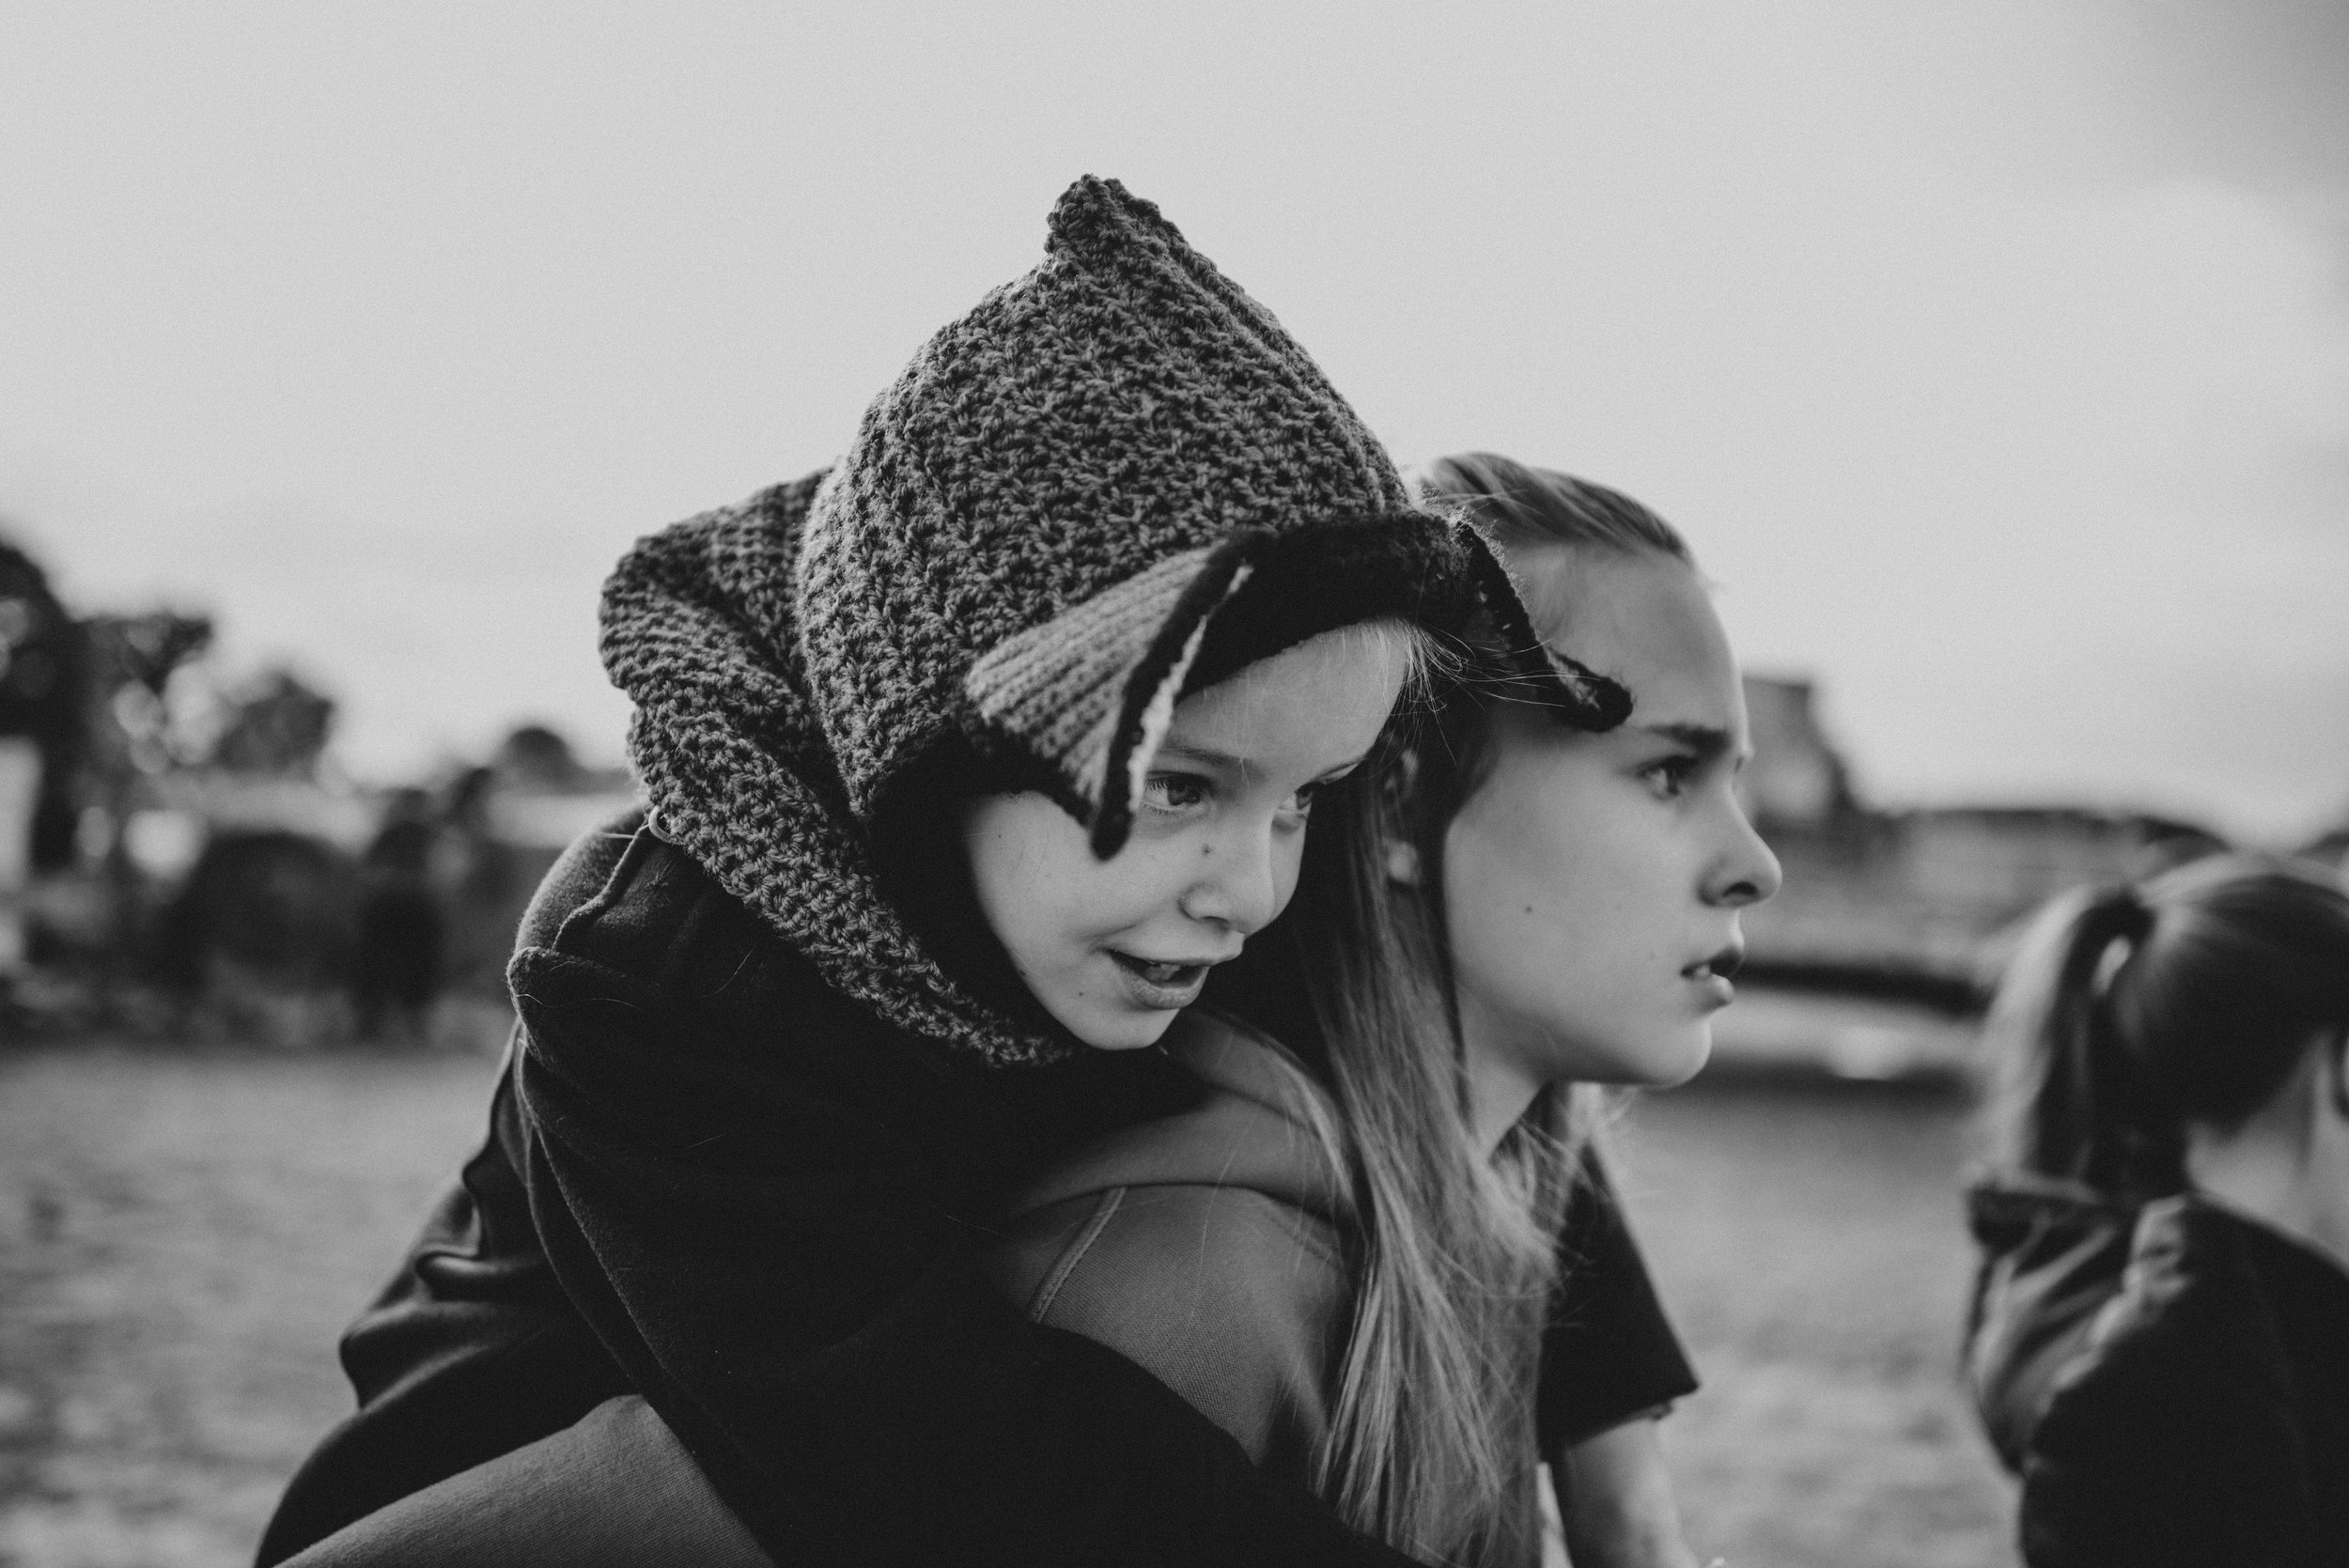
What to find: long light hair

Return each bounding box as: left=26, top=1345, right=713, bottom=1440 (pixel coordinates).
left=1213, top=753, right=1568, bottom=1567
left=1203, top=453, right=1703, bottom=1564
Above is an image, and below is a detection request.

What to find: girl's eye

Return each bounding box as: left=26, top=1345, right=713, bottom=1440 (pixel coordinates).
left=1641, top=755, right=1700, bottom=800
left=1277, top=772, right=1350, bottom=827
left=1143, top=772, right=1211, bottom=814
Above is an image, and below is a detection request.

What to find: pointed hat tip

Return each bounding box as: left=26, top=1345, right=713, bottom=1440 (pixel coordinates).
left=1045, top=174, right=1184, bottom=257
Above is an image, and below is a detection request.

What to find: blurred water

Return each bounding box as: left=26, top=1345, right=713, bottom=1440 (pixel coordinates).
left=1615, top=1075, right=2016, bottom=1568
left=0, top=1043, right=2016, bottom=1568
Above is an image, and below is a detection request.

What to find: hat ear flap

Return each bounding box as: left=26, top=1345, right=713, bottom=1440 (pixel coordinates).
left=1453, top=522, right=1634, bottom=732
left=964, top=531, right=1266, bottom=860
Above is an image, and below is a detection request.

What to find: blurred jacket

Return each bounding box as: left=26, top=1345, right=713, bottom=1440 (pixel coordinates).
left=1963, top=1173, right=2138, bottom=1472
left=1976, top=1189, right=2349, bottom=1567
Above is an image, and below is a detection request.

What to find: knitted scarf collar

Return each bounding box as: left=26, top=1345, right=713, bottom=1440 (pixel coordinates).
left=603, top=473, right=1074, bottom=1063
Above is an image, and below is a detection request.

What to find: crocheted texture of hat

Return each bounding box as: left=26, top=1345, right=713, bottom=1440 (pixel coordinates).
left=601, top=176, right=1617, bottom=1067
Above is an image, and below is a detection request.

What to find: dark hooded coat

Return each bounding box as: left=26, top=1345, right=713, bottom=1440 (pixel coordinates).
left=1968, top=1182, right=2349, bottom=1568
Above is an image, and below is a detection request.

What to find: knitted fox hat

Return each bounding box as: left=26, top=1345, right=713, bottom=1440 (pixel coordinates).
left=602, top=177, right=1623, bottom=1065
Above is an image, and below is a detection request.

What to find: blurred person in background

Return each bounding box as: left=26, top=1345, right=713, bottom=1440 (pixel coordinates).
left=350, top=792, right=445, bottom=1041
left=1966, top=856, right=2349, bottom=1567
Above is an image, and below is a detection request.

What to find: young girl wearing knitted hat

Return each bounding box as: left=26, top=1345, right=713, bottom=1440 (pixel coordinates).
left=1964, top=856, right=2349, bottom=1566
left=257, top=179, right=1599, bottom=1568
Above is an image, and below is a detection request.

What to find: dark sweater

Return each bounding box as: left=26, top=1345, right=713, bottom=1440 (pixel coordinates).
left=257, top=818, right=1421, bottom=1568
left=2018, top=1196, right=2349, bottom=1568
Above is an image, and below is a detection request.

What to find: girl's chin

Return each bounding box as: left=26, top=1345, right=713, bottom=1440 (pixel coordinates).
left=1642, top=1033, right=1714, bottom=1088
left=1542, top=1028, right=1713, bottom=1089
left=1060, top=1005, right=1183, bottom=1053
left=1077, top=1030, right=1171, bottom=1053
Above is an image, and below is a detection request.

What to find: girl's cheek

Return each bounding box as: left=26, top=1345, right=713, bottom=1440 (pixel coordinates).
left=1268, top=852, right=1305, bottom=922
left=1093, top=833, right=1203, bottom=923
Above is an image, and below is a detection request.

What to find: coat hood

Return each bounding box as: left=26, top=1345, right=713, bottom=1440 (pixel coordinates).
left=1963, top=1172, right=2139, bottom=1472
left=601, top=176, right=1612, bottom=1067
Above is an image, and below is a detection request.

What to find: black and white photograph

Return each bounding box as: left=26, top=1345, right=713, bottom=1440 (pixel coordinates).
left=3, top=5, right=2346, bottom=1565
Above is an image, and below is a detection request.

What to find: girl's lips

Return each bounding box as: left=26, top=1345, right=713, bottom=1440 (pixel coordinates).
left=1683, top=970, right=1736, bottom=1008
left=1107, top=951, right=1212, bottom=1011
left=1681, top=945, right=1743, bottom=1008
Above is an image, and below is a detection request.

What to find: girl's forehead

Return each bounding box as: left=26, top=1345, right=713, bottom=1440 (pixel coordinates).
left=1163, top=624, right=1411, bottom=763
left=1529, top=551, right=1730, bottom=683
left=1514, top=550, right=1747, bottom=746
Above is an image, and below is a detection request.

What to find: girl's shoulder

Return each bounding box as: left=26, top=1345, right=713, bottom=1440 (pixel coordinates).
left=995, top=1009, right=1348, bottom=1223
left=984, top=1181, right=1348, bottom=1475
left=976, top=1010, right=1354, bottom=1472
left=2042, top=1197, right=2291, bottom=1415
left=2067, top=1196, right=2349, bottom=1395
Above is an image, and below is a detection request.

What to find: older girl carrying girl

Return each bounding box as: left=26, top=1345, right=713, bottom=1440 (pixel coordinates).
left=261, top=179, right=1765, bottom=1568
left=978, top=453, right=1778, bottom=1567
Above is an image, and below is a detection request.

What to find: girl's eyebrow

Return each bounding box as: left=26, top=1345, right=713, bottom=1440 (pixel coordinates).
left=1152, top=742, right=1241, bottom=769
left=1153, top=744, right=1377, bottom=779
left=1631, top=722, right=1743, bottom=764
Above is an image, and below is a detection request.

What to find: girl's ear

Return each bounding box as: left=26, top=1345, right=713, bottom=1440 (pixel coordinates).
left=1384, top=838, right=1423, bottom=888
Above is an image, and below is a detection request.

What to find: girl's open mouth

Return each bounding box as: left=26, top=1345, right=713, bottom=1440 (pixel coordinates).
left=1680, top=945, right=1744, bottom=1006
left=1680, top=945, right=1744, bottom=983
left=1110, top=953, right=1208, bottom=986
left=1107, top=952, right=1213, bottom=1008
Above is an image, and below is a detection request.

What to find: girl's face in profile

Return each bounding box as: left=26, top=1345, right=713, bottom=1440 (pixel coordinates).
left=966, top=625, right=1410, bottom=1051
left=1444, top=548, right=1781, bottom=1093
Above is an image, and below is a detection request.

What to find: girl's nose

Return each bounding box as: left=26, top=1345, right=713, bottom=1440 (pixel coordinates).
left=1178, top=822, right=1283, bottom=935
left=1706, top=798, right=1784, bottom=909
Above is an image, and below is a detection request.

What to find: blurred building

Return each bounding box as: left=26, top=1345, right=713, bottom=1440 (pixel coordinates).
left=1737, top=675, right=1857, bottom=830
left=1736, top=675, right=2225, bottom=1005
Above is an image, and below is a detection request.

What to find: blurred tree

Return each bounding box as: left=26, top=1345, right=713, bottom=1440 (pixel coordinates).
left=0, top=536, right=89, bottom=870
left=210, top=669, right=334, bottom=777
left=76, top=611, right=216, bottom=962
left=0, top=540, right=84, bottom=739
left=85, top=611, right=216, bottom=780
left=91, top=612, right=215, bottom=697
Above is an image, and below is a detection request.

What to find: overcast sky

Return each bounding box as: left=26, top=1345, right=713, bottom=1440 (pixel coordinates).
left=5, top=1, right=2345, bottom=841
